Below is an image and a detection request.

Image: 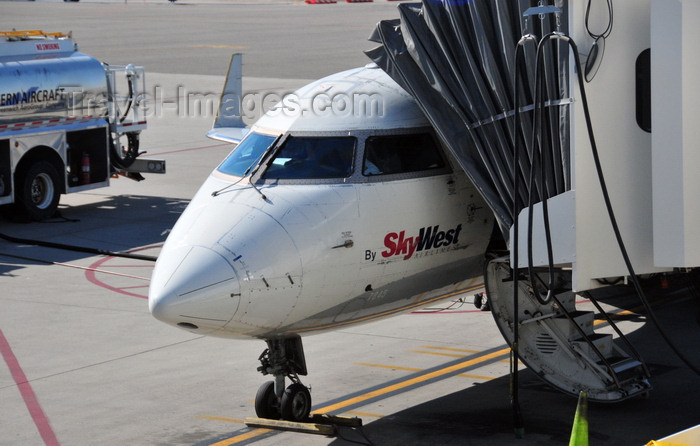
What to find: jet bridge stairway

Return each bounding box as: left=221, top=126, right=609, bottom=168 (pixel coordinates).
left=484, top=257, right=651, bottom=402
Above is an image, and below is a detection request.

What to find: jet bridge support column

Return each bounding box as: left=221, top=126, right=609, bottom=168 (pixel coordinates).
left=484, top=1, right=656, bottom=403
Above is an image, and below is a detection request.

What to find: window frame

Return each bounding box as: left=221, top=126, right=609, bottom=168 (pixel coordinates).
left=248, top=128, right=452, bottom=186
left=214, top=131, right=279, bottom=178
left=259, top=134, right=358, bottom=183
left=361, top=131, right=449, bottom=181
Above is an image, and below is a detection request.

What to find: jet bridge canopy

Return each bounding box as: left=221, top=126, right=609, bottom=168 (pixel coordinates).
left=369, top=0, right=700, bottom=284
left=366, top=1, right=571, bottom=239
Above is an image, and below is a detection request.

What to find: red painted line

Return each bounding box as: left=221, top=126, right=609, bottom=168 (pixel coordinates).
left=91, top=264, right=154, bottom=269
left=0, top=330, right=60, bottom=446
left=85, top=244, right=161, bottom=299
left=150, top=142, right=230, bottom=156
left=116, top=284, right=150, bottom=292
left=410, top=309, right=483, bottom=314
left=85, top=273, right=148, bottom=299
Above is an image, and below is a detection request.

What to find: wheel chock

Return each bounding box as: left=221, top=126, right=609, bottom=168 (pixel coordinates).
left=309, top=413, right=363, bottom=428
left=244, top=414, right=363, bottom=436
left=245, top=417, right=336, bottom=436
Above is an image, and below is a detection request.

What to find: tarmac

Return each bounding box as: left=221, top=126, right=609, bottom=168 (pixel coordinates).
left=1, top=2, right=699, bottom=445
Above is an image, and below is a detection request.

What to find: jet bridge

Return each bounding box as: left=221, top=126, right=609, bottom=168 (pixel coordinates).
left=367, top=0, right=699, bottom=403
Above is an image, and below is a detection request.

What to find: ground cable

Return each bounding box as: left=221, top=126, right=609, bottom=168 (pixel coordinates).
left=0, top=232, right=158, bottom=262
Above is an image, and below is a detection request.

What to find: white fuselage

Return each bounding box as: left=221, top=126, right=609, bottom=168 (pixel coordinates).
left=148, top=66, right=494, bottom=339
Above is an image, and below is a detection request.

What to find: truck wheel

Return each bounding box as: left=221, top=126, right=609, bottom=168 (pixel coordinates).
left=16, top=161, right=61, bottom=221
left=110, top=132, right=139, bottom=169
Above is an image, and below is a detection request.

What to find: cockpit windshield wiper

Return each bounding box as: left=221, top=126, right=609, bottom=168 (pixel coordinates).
left=247, top=133, right=288, bottom=201
left=211, top=133, right=285, bottom=198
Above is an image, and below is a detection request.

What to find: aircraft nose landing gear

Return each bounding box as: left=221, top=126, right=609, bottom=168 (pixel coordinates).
left=255, top=335, right=311, bottom=422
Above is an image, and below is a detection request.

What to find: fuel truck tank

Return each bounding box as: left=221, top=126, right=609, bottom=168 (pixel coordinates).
left=0, top=31, right=108, bottom=125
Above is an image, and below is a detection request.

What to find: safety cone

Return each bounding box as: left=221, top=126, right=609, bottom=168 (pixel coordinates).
left=568, top=391, right=589, bottom=446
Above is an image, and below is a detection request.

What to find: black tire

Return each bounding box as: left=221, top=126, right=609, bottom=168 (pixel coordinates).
left=254, top=381, right=280, bottom=419
left=16, top=161, right=61, bottom=221
left=474, top=293, right=490, bottom=311
left=280, top=383, right=311, bottom=422
left=110, top=132, right=139, bottom=169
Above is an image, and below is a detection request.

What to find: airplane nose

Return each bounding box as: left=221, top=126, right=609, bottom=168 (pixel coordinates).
left=149, top=244, right=240, bottom=335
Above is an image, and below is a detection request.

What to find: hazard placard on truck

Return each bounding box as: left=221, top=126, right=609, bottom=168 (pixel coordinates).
left=0, top=30, right=165, bottom=220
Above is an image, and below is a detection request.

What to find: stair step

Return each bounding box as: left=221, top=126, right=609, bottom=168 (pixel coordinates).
left=555, top=291, right=577, bottom=313
left=485, top=258, right=650, bottom=402
left=551, top=310, right=595, bottom=338
left=612, top=358, right=644, bottom=377
left=571, top=332, right=613, bottom=359
left=609, top=357, right=647, bottom=383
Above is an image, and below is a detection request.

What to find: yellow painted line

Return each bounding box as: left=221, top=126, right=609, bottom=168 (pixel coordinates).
left=420, top=346, right=480, bottom=354
left=590, top=292, right=688, bottom=327
left=196, top=415, right=245, bottom=424
left=410, top=349, right=464, bottom=358
left=293, top=283, right=484, bottom=334
left=343, top=410, right=385, bottom=419
left=456, top=373, right=495, bottom=380
left=594, top=310, right=635, bottom=326
left=354, top=362, right=422, bottom=372
left=412, top=349, right=520, bottom=365
left=208, top=428, right=271, bottom=446
left=313, top=347, right=510, bottom=415
left=356, top=361, right=494, bottom=381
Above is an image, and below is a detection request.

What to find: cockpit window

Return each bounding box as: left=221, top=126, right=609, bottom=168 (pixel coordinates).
left=217, top=132, right=276, bottom=177
left=262, top=136, right=356, bottom=180
left=363, top=133, right=445, bottom=176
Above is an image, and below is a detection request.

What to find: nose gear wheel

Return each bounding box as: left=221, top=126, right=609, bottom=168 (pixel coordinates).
left=254, top=335, right=311, bottom=422
left=281, top=383, right=311, bottom=422
left=254, top=381, right=280, bottom=419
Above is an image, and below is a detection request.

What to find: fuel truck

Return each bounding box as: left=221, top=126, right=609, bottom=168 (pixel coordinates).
left=0, top=30, right=165, bottom=220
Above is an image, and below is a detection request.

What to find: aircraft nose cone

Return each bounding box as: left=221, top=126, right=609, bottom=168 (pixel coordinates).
left=149, top=245, right=240, bottom=335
